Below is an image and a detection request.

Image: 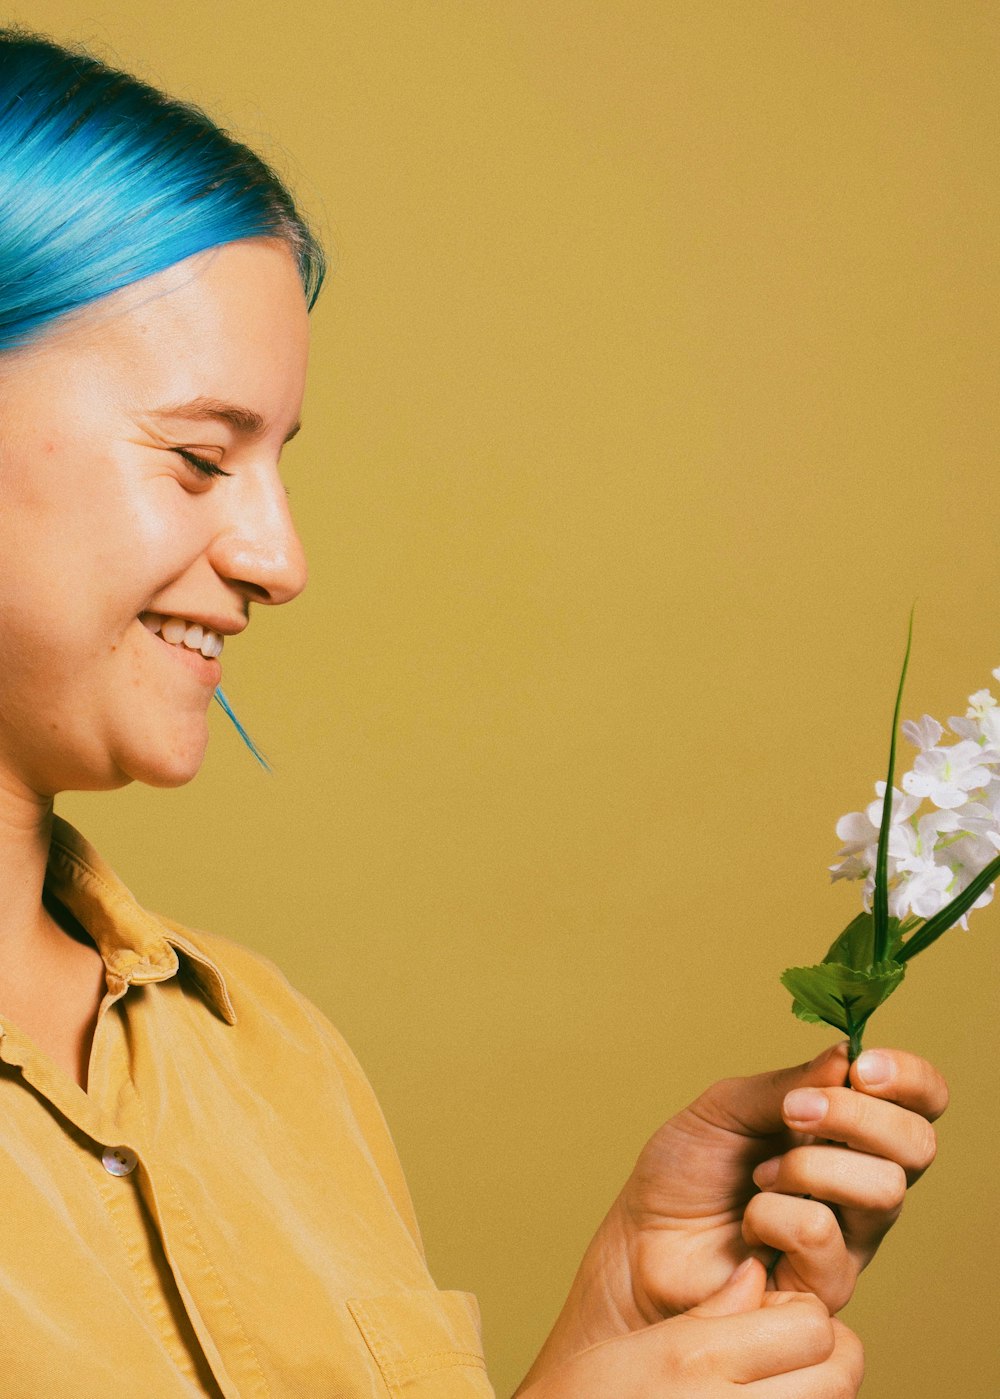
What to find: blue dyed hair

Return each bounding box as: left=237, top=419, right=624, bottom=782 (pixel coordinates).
left=0, top=27, right=326, bottom=768
left=0, top=28, right=325, bottom=350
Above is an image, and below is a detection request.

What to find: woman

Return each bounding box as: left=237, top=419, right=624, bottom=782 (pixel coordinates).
left=0, top=28, right=946, bottom=1398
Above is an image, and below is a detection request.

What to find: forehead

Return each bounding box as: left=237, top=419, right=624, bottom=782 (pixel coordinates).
left=4, top=240, right=310, bottom=433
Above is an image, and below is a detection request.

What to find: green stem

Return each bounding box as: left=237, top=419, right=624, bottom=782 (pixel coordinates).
left=838, top=995, right=866, bottom=1064
left=873, top=607, right=915, bottom=963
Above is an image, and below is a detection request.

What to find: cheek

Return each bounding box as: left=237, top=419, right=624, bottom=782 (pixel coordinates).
left=0, top=489, right=184, bottom=675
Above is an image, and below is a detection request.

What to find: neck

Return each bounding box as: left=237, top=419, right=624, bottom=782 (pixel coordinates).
left=0, top=767, right=60, bottom=975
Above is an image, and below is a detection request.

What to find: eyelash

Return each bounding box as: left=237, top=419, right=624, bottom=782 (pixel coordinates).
left=175, top=449, right=232, bottom=479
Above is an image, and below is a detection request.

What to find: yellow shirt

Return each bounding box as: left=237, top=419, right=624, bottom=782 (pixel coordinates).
left=0, top=816, right=495, bottom=1398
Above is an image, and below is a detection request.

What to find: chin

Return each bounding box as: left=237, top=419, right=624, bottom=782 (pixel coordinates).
left=133, top=747, right=209, bottom=789
left=114, top=725, right=211, bottom=790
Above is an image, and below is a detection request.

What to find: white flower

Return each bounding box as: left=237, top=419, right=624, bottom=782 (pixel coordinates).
left=831, top=665, right=1000, bottom=937
left=968, top=688, right=998, bottom=717
left=902, top=714, right=944, bottom=751
left=888, top=856, right=953, bottom=920
left=946, top=797, right=1000, bottom=847
left=947, top=687, right=1000, bottom=751
left=964, top=687, right=1000, bottom=749
left=829, top=783, right=918, bottom=884
left=832, top=783, right=919, bottom=854
left=934, top=825, right=1000, bottom=929
left=901, top=740, right=995, bottom=809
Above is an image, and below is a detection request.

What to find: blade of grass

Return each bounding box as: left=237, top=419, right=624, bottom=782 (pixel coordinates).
left=897, top=852, right=1000, bottom=962
left=873, top=606, right=916, bottom=963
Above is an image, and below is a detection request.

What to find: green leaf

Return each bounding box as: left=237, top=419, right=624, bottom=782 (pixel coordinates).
left=873, top=606, right=915, bottom=963
left=820, top=911, right=906, bottom=971
left=781, top=960, right=906, bottom=1034
left=898, top=851, right=1000, bottom=962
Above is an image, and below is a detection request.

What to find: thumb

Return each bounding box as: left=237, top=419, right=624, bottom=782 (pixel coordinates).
left=704, top=1040, right=851, bottom=1136
left=686, top=1257, right=767, bottom=1318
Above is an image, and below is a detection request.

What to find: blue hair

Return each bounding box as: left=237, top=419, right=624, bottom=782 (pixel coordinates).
left=0, top=29, right=324, bottom=350
left=0, top=27, right=325, bottom=767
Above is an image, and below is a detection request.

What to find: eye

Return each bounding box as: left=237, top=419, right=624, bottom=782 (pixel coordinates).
left=174, top=449, right=231, bottom=479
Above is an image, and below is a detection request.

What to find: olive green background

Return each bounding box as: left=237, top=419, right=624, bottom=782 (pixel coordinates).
left=17, top=2, right=999, bottom=1393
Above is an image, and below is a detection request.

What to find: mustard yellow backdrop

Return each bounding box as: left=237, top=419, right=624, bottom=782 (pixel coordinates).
left=16, top=3, right=998, bottom=1394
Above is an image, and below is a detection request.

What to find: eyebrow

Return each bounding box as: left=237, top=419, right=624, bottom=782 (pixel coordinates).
left=149, top=396, right=302, bottom=445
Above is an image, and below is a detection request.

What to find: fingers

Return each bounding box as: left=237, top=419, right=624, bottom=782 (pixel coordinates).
left=669, top=1292, right=835, bottom=1384
left=781, top=1084, right=938, bottom=1184
left=519, top=1290, right=842, bottom=1396
left=752, top=1144, right=906, bottom=1217
left=687, top=1256, right=768, bottom=1317
left=696, top=1044, right=947, bottom=1181
left=742, top=1193, right=855, bottom=1313
left=850, top=1047, right=950, bottom=1122
left=746, top=1317, right=865, bottom=1397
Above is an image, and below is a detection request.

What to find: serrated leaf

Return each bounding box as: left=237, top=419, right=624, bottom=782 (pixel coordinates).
left=821, top=911, right=906, bottom=970
left=780, top=960, right=906, bottom=1034
left=821, top=912, right=874, bottom=970
left=790, top=999, right=826, bottom=1026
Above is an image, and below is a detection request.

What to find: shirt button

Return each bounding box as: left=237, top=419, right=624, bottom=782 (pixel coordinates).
left=102, top=1146, right=138, bottom=1177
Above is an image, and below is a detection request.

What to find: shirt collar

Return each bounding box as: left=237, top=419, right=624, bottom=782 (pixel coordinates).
left=45, top=815, right=237, bottom=1026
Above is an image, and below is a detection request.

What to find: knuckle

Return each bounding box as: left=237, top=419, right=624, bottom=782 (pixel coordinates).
left=698, top=1076, right=744, bottom=1127
left=821, top=1271, right=856, bottom=1317
left=796, top=1203, right=840, bottom=1251
left=799, top=1303, right=837, bottom=1361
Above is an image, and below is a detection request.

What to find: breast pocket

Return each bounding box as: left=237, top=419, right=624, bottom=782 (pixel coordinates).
left=348, top=1289, right=494, bottom=1398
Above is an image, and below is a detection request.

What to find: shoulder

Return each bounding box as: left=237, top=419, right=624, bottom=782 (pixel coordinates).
left=156, top=912, right=364, bottom=1076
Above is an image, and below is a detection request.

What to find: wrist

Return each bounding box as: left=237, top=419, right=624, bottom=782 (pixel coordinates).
left=513, top=1201, right=636, bottom=1393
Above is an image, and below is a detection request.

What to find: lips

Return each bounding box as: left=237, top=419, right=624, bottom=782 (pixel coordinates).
left=138, top=614, right=222, bottom=686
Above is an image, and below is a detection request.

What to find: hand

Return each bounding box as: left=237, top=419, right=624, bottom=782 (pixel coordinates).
left=516, top=1258, right=864, bottom=1399
left=523, top=1041, right=946, bottom=1375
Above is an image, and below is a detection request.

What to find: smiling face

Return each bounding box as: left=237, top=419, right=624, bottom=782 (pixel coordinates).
left=0, top=238, right=310, bottom=796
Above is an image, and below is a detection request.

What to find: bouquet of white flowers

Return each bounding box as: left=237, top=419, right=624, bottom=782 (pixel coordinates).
left=781, top=613, right=1000, bottom=1060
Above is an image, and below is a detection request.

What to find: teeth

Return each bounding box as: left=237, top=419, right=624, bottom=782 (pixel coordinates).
left=139, top=612, right=224, bottom=659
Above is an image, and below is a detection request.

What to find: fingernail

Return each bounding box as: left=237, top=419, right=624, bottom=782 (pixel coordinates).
left=856, top=1050, right=894, bottom=1087
left=784, top=1088, right=828, bottom=1124
left=753, top=1156, right=780, bottom=1188
left=730, top=1257, right=756, bottom=1280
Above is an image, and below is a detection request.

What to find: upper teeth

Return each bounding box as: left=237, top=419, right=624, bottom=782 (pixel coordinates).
left=139, top=612, right=224, bottom=659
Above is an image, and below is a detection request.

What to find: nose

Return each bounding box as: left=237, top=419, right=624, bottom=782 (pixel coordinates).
left=208, top=469, right=309, bottom=607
